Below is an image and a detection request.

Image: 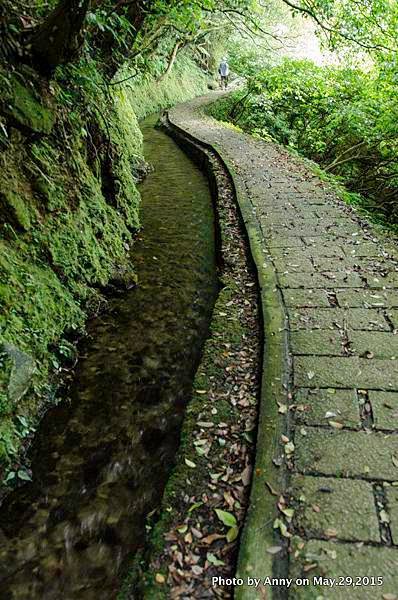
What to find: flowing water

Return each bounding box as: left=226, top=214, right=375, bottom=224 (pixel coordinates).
left=0, top=115, right=218, bottom=599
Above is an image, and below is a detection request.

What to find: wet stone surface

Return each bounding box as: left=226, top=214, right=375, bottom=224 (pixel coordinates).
left=168, top=94, right=398, bottom=597
left=292, top=474, right=380, bottom=542
left=290, top=538, right=398, bottom=598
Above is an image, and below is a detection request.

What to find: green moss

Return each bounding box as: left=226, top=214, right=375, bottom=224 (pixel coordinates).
left=3, top=75, right=55, bottom=134
left=0, top=55, right=209, bottom=477
left=0, top=189, right=31, bottom=230
left=117, top=56, right=208, bottom=121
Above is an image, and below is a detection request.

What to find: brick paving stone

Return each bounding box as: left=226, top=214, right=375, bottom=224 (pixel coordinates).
left=385, top=485, right=398, bottom=544
left=278, top=271, right=364, bottom=289
left=289, top=538, right=398, bottom=599
left=295, top=426, right=398, bottom=480
left=368, top=391, right=398, bottom=431
left=345, top=242, right=386, bottom=257
left=388, top=309, right=398, bottom=329
left=294, top=356, right=398, bottom=390
left=294, top=388, right=360, bottom=427
left=336, top=288, right=398, bottom=308
left=291, top=475, right=380, bottom=542
left=273, top=258, right=314, bottom=272
left=274, top=246, right=347, bottom=260
left=266, top=235, right=305, bottom=248
left=302, top=237, right=347, bottom=248
left=368, top=272, right=398, bottom=288
left=348, top=332, right=398, bottom=358
left=283, top=289, right=333, bottom=308
left=290, top=331, right=344, bottom=356
left=289, top=308, right=388, bottom=331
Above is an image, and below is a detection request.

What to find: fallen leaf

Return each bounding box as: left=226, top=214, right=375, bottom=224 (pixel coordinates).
left=188, top=502, right=203, bottom=513
left=329, top=421, right=344, bottom=429
left=303, top=563, right=317, bottom=573
left=325, top=528, right=338, bottom=538
left=207, top=552, right=225, bottom=566
left=185, top=458, right=196, bottom=468
left=273, top=518, right=291, bottom=538
left=226, top=526, right=239, bottom=542
left=307, top=371, right=315, bottom=380
left=214, top=509, right=237, bottom=528
left=241, top=465, right=252, bottom=486
left=155, top=573, right=165, bottom=584
left=266, top=545, right=282, bottom=555
left=201, top=533, right=224, bottom=545
left=191, top=527, right=203, bottom=539
left=379, top=509, right=390, bottom=524
left=184, top=531, right=193, bottom=544
left=284, top=442, right=295, bottom=455
left=192, top=565, right=203, bottom=576
left=281, top=507, right=294, bottom=520
left=265, top=480, right=279, bottom=495
left=324, top=411, right=337, bottom=419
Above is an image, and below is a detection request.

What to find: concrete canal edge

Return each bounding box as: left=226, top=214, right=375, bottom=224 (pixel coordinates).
left=165, top=106, right=291, bottom=600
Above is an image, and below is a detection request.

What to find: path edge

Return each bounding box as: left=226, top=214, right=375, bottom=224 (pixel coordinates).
left=166, top=104, right=290, bottom=600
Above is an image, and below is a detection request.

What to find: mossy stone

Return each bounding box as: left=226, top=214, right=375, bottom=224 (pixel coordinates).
left=0, top=189, right=31, bottom=230
left=4, top=77, right=55, bottom=134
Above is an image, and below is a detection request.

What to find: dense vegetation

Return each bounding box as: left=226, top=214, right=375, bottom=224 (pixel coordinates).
left=211, top=58, right=398, bottom=223
left=210, top=1, right=398, bottom=225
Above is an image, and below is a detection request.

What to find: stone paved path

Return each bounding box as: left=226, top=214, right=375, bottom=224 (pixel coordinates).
left=168, top=94, right=398, bottom=599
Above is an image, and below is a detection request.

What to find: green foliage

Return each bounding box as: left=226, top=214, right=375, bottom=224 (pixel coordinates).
left=284, top=0, right=398, bottom=53
left=0, top=52, right=209, bottom=474
left=213, top=58, right=398, bottom=223
left=116, top=55, right=208, bottom=120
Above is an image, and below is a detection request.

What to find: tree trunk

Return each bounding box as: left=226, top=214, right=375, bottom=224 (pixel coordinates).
left=158, top=40, right=182, bottom=81
left=29, top=0, right=90, bottom=75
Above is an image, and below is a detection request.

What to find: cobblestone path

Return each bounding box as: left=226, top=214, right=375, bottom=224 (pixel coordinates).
left=168, top=95, right=398, bottom=599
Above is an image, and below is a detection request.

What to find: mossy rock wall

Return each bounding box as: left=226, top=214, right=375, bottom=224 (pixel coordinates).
left=0, top=56, right=207, bottom=473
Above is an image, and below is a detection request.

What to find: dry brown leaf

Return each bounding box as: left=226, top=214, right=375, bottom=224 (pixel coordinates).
left=325, top=528, right=338, bottom=538
left=265, top=480, right=279, bottom=496
left=201, top=533, right=225, bottom=545
left=241, top=465, right=252, bottom=486
left=329, top=420, right=344, bottom=429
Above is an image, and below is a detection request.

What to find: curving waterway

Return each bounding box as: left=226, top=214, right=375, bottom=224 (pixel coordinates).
left=0, top=115, right=218, bottom=599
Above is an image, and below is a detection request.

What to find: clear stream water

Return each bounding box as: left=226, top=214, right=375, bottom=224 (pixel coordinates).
left=0, top=115, right=218, bottom=599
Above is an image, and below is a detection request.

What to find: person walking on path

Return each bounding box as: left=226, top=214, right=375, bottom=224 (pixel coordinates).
left=218, top=57, right=229, bottom=89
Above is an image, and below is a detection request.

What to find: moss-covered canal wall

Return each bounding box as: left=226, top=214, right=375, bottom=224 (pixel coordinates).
left=0, top=57, right=207, bottom=474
